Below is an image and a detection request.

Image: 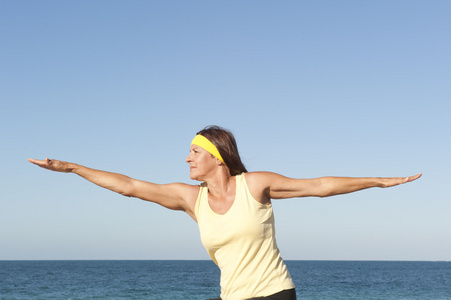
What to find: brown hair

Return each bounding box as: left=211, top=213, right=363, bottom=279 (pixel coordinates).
left=197, top=125, right=247, bottom=176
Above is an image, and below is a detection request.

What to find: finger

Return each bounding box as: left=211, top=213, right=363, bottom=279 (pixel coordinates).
left=28, top=158, right=42, bottom=165
left=28, top=158, right=51, bottom=168
left=404, top=173, right=422, bottom=183
left=410, top=173, right=422, bottom=181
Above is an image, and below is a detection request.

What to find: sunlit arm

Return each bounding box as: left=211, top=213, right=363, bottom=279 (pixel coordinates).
left=27, top=158, right=198, bottom=216
left=248, top=172, right=422, bottom=200
left=71, top=164, right=150, bottom=198
left=306, top=175, right=422, bottom=197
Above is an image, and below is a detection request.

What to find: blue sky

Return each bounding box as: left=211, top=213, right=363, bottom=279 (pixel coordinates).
left=1, top=1, right=449, bottom=261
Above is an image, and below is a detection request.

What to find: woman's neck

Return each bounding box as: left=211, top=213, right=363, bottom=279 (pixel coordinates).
left=205, top=170, right=234, bottom=200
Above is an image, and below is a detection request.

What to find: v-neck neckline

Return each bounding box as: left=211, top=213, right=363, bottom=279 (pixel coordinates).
left=207, top=175, right=238, bottom=216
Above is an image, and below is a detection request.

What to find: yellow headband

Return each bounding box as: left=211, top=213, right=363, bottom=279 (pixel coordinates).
left=191, top=135, right=225, bottom=164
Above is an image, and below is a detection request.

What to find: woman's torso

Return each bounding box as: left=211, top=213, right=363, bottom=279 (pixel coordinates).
left=195, top=173, right=295, bottom=300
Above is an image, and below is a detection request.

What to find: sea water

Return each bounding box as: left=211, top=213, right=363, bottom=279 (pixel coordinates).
left=1, top=260, right=450, bottom=299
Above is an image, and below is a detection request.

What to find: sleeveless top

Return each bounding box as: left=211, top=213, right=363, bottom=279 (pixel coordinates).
left=194, top=173, right=295, bottom=300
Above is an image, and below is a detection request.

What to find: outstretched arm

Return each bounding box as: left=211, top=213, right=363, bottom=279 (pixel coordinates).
left=27, top=158, right=198, bottom=219
left=245, top=172, right=422, bottom=201
left=300, top=174, right=422, bottom=198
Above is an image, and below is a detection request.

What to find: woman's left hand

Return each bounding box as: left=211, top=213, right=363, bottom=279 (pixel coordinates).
left=379, top=173, right=422, bottom=188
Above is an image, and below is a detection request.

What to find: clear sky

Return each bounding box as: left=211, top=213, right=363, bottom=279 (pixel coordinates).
left=1, top=1, right=449, bottom=261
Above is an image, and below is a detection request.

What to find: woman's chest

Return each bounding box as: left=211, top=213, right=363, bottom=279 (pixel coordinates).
left=198, top=198, right=274, bottom=250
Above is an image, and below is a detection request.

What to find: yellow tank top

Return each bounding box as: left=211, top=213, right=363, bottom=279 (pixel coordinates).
left=194, top=173, right=295, bottom=300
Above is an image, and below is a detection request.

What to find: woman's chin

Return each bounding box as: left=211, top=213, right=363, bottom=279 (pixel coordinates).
left=189, top=172, right=199, bottom=181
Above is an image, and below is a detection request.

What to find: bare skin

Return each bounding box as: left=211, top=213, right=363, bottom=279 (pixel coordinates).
left=28, top=157, right=200, bottom=220
left=28, top=151, right=421, bottom=221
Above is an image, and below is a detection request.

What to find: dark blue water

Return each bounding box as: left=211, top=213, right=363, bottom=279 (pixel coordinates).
left=1, top=260, right=450, bottom=299
left=288, top=261, right=451, bottom=299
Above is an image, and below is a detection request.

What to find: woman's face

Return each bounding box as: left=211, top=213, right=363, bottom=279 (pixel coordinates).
left=186, top=145, right=218, bottom=180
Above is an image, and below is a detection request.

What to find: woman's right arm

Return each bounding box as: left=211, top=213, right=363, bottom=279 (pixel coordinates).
left=27, top=158, right=199, bottom=219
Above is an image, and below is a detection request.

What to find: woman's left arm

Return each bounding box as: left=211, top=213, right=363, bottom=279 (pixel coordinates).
left=246, top=172, right=422, bottom=200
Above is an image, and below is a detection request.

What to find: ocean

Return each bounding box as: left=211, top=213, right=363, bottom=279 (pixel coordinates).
left=1, top=260, right=450, bottom=299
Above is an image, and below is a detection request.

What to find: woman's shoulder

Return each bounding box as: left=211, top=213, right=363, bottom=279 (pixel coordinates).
left=244, top=171, right=278, bottom=182
left=242, top=172, right=276, bottom=204
left=244, top=171, right=288, bottom=191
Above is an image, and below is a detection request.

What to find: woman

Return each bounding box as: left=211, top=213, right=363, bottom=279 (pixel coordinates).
left=28, top=125, right=421, bottom=300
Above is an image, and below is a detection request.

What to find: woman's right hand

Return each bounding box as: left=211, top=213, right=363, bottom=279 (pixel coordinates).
left=28, top=158, right=74, bottom=173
